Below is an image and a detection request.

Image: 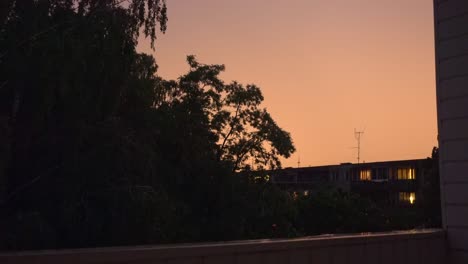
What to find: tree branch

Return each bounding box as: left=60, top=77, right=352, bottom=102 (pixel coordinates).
left=233, top=134, right=262, bottom=171
left=218, top=102, right=241, bottom=160
left=0, top=0, right=131, bottom=61
left=2, top=165, right=59, bottom=206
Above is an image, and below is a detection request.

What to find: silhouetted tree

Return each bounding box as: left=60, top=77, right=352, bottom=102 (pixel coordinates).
left=0, top=0, right=170, bottom=250
left=295, top=190, right=387, bottom=235
left=1, top=0, right=427, bottom=251
left=0, top=0, right=299, bottom=249
left=157, top=55, right=296, bottom=171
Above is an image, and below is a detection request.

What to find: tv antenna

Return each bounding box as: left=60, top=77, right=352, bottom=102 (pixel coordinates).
left=297, top=155, right=301, bottom=168
left=354, top=128, right=364, bottom=164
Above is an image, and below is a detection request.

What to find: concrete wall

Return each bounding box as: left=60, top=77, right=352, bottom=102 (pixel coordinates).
left=0, top=229, right=445, bottom=264
left=433, top=0, right=468, bottom=263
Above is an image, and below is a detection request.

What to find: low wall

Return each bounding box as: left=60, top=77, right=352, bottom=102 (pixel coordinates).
left=0, top=229, right=445, bottom=264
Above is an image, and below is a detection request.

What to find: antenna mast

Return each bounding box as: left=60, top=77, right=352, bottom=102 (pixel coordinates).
left=297, top=155, right=301, bottom=168
left=354, top=129, right=364, bottom=164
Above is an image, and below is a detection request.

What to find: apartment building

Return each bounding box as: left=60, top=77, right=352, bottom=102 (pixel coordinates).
left=270, top=158, right=431, bottom=206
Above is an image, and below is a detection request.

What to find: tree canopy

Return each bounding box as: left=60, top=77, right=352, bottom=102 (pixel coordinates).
left=0, top=0, right=299, bottom=250
left=157, top=55, right=296, bottom=171
left=0, top=0, right=437, bottom=251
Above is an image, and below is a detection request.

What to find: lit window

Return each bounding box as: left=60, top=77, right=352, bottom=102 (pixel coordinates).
left=254, top=175, right=270, bottom=181
left=304, top=190, right=309, bottom=196
left=292, top=191, right=298, bottom=200
left=399, top=192, right=416, bottom=204
left=359, top=169, right=371, bottom=181
left=397, top=168, right=416, bottom=180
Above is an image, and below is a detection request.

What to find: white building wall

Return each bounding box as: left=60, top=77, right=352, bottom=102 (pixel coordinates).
left=434, top=0, right=468, bottom=263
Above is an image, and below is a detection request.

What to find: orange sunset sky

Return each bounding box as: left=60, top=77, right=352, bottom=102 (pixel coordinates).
left=138, top=0, right=438, bottom=167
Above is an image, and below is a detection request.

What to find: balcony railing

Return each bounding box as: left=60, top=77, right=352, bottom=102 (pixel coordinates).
left=0, top=229, right=445, bottom=264
left=351, top=179, right=417, bottom=192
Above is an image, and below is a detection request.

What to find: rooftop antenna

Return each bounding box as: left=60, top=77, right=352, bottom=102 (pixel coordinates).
left=297, top=155, right=301, bottom=168
left=354, top=128, right=364, bottom=164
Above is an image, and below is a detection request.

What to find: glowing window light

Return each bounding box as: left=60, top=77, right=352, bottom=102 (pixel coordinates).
left=399, top=192, right=416, bottom=205
left=253, top=175, right=270, bottom=181
left=292, top=192, right=298, bottom=200
left=359, top=169, right=371, bottom=181
left=397, top=168, right=416, bottom=180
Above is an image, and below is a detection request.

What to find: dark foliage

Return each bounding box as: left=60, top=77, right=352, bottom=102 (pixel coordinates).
left=294, top=190, right=388, bottom=235
left=0, top=0, right=439, bottom=251
left=0, top=0, right=297, bottom=250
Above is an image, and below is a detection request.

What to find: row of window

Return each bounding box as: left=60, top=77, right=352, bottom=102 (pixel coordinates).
left=358, top=168, right=416, bottom=181
left=359, top=169, right=372, bottom=181
left=399, top=192, right=416, bottom=204
left=292, top=190, right=416, bottom=205
left=274, top=168, right=417, bottom=182
left=397, top=168, right=416, bottom=180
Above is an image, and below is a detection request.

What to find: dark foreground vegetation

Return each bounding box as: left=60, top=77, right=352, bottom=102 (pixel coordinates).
left=0, top=0, right=440, bottom=251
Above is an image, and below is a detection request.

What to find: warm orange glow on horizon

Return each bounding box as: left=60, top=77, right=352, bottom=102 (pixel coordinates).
left=138, top=0, right=437, bottom=167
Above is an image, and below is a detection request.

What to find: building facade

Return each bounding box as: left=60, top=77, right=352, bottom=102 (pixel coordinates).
left=434, top=0, right=468, bottom=262
left=270, top=159, right=431, bottom=206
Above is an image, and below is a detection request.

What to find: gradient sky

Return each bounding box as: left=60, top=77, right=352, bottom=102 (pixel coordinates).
left=138, top=0, right=437, bottom=167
